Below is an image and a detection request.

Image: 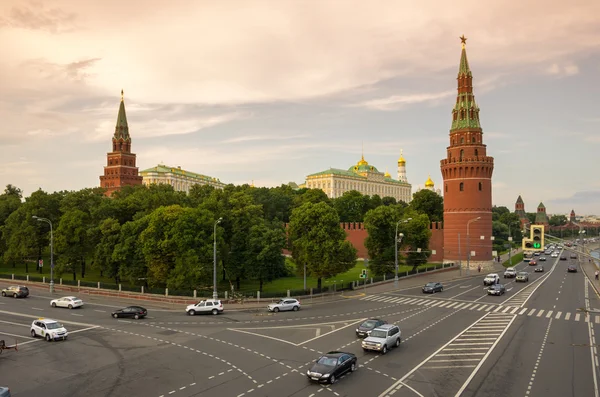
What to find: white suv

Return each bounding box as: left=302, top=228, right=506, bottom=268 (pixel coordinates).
left=186, top=299, right=224, bottom=315
left=267, top=298, right=301, bottom=312
left=483, top=273, right=500, bottom=286
left=361, top=324, right=401, bottom=354
left=30, top=318, right=68, bottom=341
left=503, top=268, right=516, bottom=278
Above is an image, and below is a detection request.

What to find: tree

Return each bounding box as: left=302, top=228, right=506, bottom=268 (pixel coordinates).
left=549, top=214, right=568, bottom=227
left=381, top=197, right=397, bottom=206
left=54, top=209, right=91, bottom=281
left=288, top=202, right=357, bottom=289
left=93, top=218, right=122, bottom=283
left=114, top=217, right=150, bottom=286
left=333, top=190, right=368, bottom=222
left=409, top=190, right=443, bottom=222
left=491, top=206, right=511, bottom=222
left=246, top=222, right=287, bottom=292
left=363, top=206, right=403, bottom=276
left=293, top=189, right=330, bottom=208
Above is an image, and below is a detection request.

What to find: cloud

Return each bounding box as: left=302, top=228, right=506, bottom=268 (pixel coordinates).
left=355, top=90, right=455, bottom=111
left=0, top=2, right=78, bottom=33
left=221, top=134, right=309, bottom=144
left=544, top=63, right=580, bottom=76
left=546, top=191, right=600, bottom=207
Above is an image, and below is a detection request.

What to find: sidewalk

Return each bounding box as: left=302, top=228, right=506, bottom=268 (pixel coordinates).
left=579, top=242, right=600, bottom=296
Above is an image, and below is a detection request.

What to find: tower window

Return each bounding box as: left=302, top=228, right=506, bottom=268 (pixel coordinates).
left=474, top=149, right=478, bottom=156
left=478, top=182, right=482, bottom=191
left=460, top=182, right=464, bottom=192
left=445, top=184, right=448, bottom=193
left=460, top=137, right=464, bottom=144
left=472, top=137, right=476, bottom=143
left=460, top=149, right=464, bottom=160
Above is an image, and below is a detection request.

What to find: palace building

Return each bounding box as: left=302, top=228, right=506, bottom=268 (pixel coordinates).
left=304, top=150, right=412, bottom=203
left=440, top=36, right=495, bottom=268
left=140, top=164, right=226, bottom=193
left=99, top=91, right=143, bottom=196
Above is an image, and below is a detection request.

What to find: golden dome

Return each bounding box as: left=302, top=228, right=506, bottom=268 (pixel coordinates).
left=384, top=168, right=391, bottom=178
left=398, top=149, right=406, bottom=165
left=357, top=154, right=368, bottom=166
left=425, top=175, right=434, bottom=188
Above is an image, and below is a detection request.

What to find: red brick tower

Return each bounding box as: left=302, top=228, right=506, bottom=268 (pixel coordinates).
left=440, top=36, right=494, bottom=267
left=99, top=90, right=143, bottom=196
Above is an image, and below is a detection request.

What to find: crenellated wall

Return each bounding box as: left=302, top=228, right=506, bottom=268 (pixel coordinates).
left=282, top=222, right=445, bottom=262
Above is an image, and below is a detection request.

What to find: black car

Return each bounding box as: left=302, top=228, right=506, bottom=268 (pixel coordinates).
left=567, top=265, right=577, bottom=273
left=356, top=318, right=387, bottom=338
left=422, top=282, right=443, bottom=294
left=487, top=284, right=506, bottom=296
left=539, top=257, right=546, bottom=261
left=570, top=254, right=577, bottom=259
left=306, top=351, right=357, bottom=384
left=534, top=266, right=544, bottom=272
left=560, top=256, right=567, bottom=261
left=111, top=306, right=147, bottom=319
left=1, top=285, right=29, bottom=298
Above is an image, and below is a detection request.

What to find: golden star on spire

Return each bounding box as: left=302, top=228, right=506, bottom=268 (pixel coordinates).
left=121, top=89, right=124, bottom=101
left=459, top=35, right=467, bottom=48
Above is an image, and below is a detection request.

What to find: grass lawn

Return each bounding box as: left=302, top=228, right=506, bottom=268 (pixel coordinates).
left=503, top=252, right=524, bottom=267
left=0, top=259, right=443, bottom=296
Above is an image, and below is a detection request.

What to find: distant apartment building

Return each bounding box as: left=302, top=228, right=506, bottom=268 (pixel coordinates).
left=140, top=164, right=226, bottom=193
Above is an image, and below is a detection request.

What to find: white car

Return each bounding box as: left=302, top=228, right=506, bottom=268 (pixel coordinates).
left=503, top=268, right=517, bottom=278
left=50, top=296, right=84, bottom=309
left=483, top=273, right=500, bottom=286
left=186, top=299, right=223, bottom=315
left=267, top=298, right=301, bottom=312
left=30, top=318, right=68, bottom=341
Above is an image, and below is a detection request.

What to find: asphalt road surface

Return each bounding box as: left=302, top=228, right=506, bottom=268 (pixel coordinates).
left=1, top=248, right=599, bottom=397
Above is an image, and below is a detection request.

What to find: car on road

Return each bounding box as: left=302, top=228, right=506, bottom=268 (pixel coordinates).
left=515, top=272, right=529, bottom=282
left=534, top=252, right=540, bottom=256
left=186, top=299, right=224, bottom=315
left=111, top=306, right=147, bottom=319
left=0, top=386, right=10, bottom=397
left=30, top=318, right=68, bottom=341
left=267, top=298, right=301, bottom=313
left=529, top=260, right=537, bottom=266
left=362, top=324, right=401, bottom=354
left=1, top=286, right=29, bottom=298
left=483, top=273, right=500, bottom=286
left=422, top=282, right=443, bottom=293
left=570, top=254, right=578, bottom=259
left=551, top=252, right=559, bottom=258
left=560, top=256, right=567, bottom=261
left=50, top=296, right=84, bottom=309
left=567, top=265, right=577, bottom=273
left=503, top=268, right=517, bottom=278
left=355, top=318, right=387, bottom=338
left=487, top=284, right=506, bottom=296
left=306, top=351, right=357, bottom=384
left=535, top=266, right=544, bottom=272
left=539, top=257, right=546, bottom=261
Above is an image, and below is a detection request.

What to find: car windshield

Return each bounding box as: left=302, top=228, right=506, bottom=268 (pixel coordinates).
left=361, top=320, right=377, bottom=328
left=370, top=330, right=387, bottom=338
left=46, top=322, right=62, bottom=330
left=518, top=272, right=528, bottom=276
left=277, top=300, right=285, bottom=304
left=425, top=283, right=436, bottom=287
left=489, top=285, right=500, bottom=289
left=317, top=357, right=338, bottom=367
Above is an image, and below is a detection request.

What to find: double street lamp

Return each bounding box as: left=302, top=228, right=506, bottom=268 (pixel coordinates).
left=466, top=217, right=481, bottom=274
left=213, top=217, right=222, bottom=300
left=394, top=218, right=412, bottom=288
left=32, top=216, right=54, bottom=293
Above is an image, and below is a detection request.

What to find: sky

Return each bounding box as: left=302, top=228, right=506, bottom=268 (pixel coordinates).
left=1, top=0, right=599, bottom=215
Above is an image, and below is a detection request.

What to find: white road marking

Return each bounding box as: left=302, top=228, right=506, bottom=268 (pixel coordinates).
left=31, top=307, right=44, bottom=311
left=94, top=310, right=107, bottom=313
left=565, top=312, right=572, bottom=321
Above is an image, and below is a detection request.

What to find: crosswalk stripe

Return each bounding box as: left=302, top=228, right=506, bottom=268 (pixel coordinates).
left=502, top=307, right=511, bottom=313
left=471, top=304, right=481, bottom=310
left=493, top=306, right=503, bottom=313
left=575, top=313, right=581, bottom=322
left=596, top=316, right=600, bottom=324
left=390, top=298, right=404, bottom=303
left=415, top=299, right=427, bottom=305
left=438, top=302, right=450, bottom=308
left=536, top=310, right=545, bottom=317
left=462, top=303, right=474, bottom=310
left=519, top=308, right=528, bottom=315
left=565, top=312, right=571, bottom=320
left=478, top=305, right=489, bottom=311
left=545, top=311, right=553, bottom=318
left=454, top=303, right=466, bottom=309
left=585, top=315, right=590, bottom=323
left=404, top=298, right=418, bottom=304
left=555, top=312, right=562, bottom=320
left=528, top=309, right=536, bottom=316
left=446, top=302, right=459, bottom=308
left=430, top=301, right=443, bottom=307
left=509, top=307, right=519, bottom=314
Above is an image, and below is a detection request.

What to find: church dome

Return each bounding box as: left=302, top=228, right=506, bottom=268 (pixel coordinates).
left=384, top=169, right=391, bottom=178
left=425, top=175, right=434, bottom=188
left=398, top=149, right=406, bottom=165
left=349, top=155, right=379, bottom=173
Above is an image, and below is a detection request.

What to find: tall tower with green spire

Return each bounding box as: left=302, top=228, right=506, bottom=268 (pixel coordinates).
left=99, top=90, right=143, bottom=196
left=440, top=36, right=495, bottom=268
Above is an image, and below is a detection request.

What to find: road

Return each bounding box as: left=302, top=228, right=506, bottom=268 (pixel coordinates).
left=1, top=247, right=599, bottom=397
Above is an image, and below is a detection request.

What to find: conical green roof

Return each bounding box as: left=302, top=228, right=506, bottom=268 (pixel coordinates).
left=113, top=90, right=130, bottom=141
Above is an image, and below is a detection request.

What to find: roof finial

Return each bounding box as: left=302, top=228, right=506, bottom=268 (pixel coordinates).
left=121, top=89, right=124, bottom=101
left=361, top=141, right=364, bottom=161
left=460, top=35, right=467, bottom=49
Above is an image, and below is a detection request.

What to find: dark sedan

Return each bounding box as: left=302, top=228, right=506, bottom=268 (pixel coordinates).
left=306, top=351, right=357, bottom=384
left=560, top=256, right=567, bottom=261
left=567, top=265, right=577, bottom=273
left=534, top=266, right=544, bottom=272
left=355, top=318, right=387, bottom=338
left=539, top=257, right=546, bottom=261
left=422, top=282, right=443, bottom=294
left=111, top=306, right=147, bottom=319
left=487, top=284, right=506, bottom=296
left=570, top=254, right=578, bottom=259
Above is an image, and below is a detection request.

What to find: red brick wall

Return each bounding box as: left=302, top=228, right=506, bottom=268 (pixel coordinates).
left=429, top=222, right=444, bottom=262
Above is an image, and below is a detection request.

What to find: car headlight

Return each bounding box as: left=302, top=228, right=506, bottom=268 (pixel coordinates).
left=306, top=370, right=310, bottom=375
left=356, top=329, right=359, bottom=332
left=376, top=342, right=381, bottom=346
left=322, top=374, right=330, bottom=378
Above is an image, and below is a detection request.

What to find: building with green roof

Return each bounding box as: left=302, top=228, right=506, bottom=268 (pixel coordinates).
left=304, top=152, right=412, bottom=203
left=140, top=164, right=226, bottom=192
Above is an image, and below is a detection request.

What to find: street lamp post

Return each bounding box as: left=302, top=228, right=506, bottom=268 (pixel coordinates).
left=507, top=222, right=517, bottom=266
left=466, top=217, right=481, bottom=275
left=394, top=218, right=412, bottom=288
left=213, top=217, right=222, bottom=300
left=580, top=229, right=586, bottom=266
left=32, top=216, right=54, bottom=293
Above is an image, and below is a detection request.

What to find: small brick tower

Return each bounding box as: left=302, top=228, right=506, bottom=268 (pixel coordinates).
left=99, top=90, right=143, bottom=196
left=535, top=202, right=549, bottom=225
left=515, top=195, right=529, bottom=227
left=570, top=209, right=576, bottom=223
left=440, top=36, right=494, bottom=268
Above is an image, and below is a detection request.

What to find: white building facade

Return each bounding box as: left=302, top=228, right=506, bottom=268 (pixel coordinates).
left=304, top=153, right=412, bottom=203
left=140, top=164, right=226, bottom=193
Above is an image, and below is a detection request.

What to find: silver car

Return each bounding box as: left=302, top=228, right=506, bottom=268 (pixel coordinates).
left=267, top=298, right=301, bottom=312
left=362, top=324, right=401, bottom=354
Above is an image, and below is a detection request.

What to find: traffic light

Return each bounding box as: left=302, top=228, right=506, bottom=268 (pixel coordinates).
left=530, top=225, right=545, bottom=250
left=360, top=269, right=367, bottom=279
left=522, top=238, right=534, bottom=250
